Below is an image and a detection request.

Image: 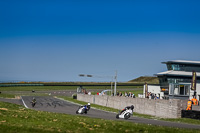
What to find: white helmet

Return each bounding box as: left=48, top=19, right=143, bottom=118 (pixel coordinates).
left=88, top=103, right=90, bottom=105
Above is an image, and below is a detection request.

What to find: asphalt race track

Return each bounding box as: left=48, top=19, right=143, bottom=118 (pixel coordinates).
left=20, top=96, right=200, bottom=130
left=1, top=96, right=200, bottom=130
left=21, top=96, right=115, bottom=120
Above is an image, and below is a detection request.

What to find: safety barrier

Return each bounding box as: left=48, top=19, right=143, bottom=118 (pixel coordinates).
left=0, top=84, right=44, bottom=87
left=181, top=110, right=200, bottom=120
left=77, top=94, right=187, bottom=118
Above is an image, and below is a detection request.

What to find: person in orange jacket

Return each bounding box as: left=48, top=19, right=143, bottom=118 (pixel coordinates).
left=186, top=99, right=192, bottom=110
left=191, top=96, right=198, bottom=105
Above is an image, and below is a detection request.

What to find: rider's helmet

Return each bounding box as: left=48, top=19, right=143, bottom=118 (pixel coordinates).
left=88, top=103, right=90, bottom=106
left=131, top=105, right=134, bottom=110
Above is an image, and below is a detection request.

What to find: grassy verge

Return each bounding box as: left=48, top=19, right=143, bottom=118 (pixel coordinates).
left=0, top=101, right=198, bottom=133
left=58, top=96, right=200, bottom=126
left=0, top=93, right=15, bottom=98
left=0, top=86, right=77, bottom=91
left=160, top=118, right=200, bottom=125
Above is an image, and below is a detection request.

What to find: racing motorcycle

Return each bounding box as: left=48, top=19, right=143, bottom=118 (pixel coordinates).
left=76, top=103, right=90, bottom=114
left=116, top=105, right=134, bottom=119
left=31, top=98, right=37, bottom=107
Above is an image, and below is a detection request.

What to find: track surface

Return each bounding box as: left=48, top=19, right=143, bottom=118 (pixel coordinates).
left=17, top=96, right=200, bottom=130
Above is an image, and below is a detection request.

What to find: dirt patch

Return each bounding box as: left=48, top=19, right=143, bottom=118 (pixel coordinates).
left=15, top=96, right=21, bottom=99
left=0, top=108, right=8, bottom=111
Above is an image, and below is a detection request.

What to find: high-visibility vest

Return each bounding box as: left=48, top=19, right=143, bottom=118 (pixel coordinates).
left=187, top=100, right=192, bottom=107
left=191, top=98, right=198, bottom=105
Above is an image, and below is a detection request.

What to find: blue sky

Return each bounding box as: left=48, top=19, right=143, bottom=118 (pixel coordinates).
left=1, top=0, right=200, bottom=82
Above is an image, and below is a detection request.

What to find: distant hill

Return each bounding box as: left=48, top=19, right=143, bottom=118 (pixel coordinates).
left=128, top=76, right=159, bottom=84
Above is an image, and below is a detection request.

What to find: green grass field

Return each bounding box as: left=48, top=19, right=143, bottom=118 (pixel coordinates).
left=0, top=93, right=16, bottom=98
left=0, top=85, right=142, bottom=91
left=0, top=101, right=199, bottom=133
left=0, top=86, right=143, bottom=98
left=0, top=86, right=77, bottom=91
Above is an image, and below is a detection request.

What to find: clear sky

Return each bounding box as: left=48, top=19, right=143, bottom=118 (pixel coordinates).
left=1, top=0, right=200, bottom=82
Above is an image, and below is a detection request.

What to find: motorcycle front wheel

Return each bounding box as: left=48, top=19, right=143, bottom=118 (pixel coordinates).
left=116, top=114, right=119, bottom=119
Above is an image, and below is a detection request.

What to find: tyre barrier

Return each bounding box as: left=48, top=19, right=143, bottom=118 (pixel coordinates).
left=181, top=110, right=200, bottom=120
left=73, top=95, right=77, bottom=99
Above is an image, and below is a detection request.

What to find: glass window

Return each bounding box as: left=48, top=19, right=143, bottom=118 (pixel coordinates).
left=167, top=64, right=172, bottom=70
left=179, top=85, right=184, bottom=95
left=174, top=87, right=179, bottom=95
left=185, top=85, right=189, bottom=95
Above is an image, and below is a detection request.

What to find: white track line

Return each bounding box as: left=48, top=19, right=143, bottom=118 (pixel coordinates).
left=21, top=96, right=29, bottom=108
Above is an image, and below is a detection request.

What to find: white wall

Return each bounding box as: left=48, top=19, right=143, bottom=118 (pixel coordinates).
left=197, top=84, right=200, bottom=101
left=143, top=85, right=164, bottom=99
left=190, top=83, right=200, bottom=100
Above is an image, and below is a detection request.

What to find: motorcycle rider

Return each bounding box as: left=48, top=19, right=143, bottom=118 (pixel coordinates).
left=77, top=103, right=90, bottom=114
left=31, top=97, right=37, bottom=107
left=84, top=103, right=90, bottom=113
left=120, top=105, right=134, bottom=114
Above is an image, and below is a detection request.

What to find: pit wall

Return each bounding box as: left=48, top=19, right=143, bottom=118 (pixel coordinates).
left=77, top=94, right=187, bottom=118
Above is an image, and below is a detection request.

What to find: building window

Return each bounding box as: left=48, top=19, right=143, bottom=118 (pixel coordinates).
left=170, top=84, right=190, bottom=96
left=179, top=85, right=190, bottom=95
left=185, top=85, right=189, bottom=95
left=172, top=64, right=180, bottom=71
left=180, top=85, right=184, bottom=95
left=167, top=64, right=172, bottom=70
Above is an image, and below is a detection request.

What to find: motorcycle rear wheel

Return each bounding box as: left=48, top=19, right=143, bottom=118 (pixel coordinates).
left=124, top=113, right=130, bottom=119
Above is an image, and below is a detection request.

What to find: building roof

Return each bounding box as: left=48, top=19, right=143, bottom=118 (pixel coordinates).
left=156, top=70, right=200, bottom=77
left=162, top=60, right=200, bottom=65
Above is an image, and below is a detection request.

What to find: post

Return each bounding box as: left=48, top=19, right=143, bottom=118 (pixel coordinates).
left=111, top=80, right=113, bottom=96
left=114, top=71, right=117, bottom=96
left=145, top=82, right=148, bottom=98
left=191, top=71, right=197, bottom=98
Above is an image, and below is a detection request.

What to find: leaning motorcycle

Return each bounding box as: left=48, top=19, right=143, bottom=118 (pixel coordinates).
left=116, top=106, right=134, bottom=119
left=31, top=101, right=36, bottom=107
left=76, top=103, right=90, bottom=114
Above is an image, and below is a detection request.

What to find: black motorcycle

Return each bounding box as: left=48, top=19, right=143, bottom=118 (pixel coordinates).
left=31, top=100, right=36, bottom=107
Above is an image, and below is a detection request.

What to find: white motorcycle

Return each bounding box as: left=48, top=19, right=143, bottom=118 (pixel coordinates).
left=76, top=103, right=90, bottom=114
left=116, top=105, right=134, bottom=119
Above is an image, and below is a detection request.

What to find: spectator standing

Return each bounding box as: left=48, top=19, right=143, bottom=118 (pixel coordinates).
left=132, top=93, right=135, bottom=98
left=186, top=99, right=192, bottom=110
left=128, top=92, right=132, bottom=97
left=152, top=94, right=155, bottom=99
left=124, top=92, right=128, bottom=97
left=117, top=91, right=119, bottom=96
left=149, top=92, right=152, bottom=99
left=191, top=96, right=198, bottom=105
left=154, top=94, right=158, bottom=100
